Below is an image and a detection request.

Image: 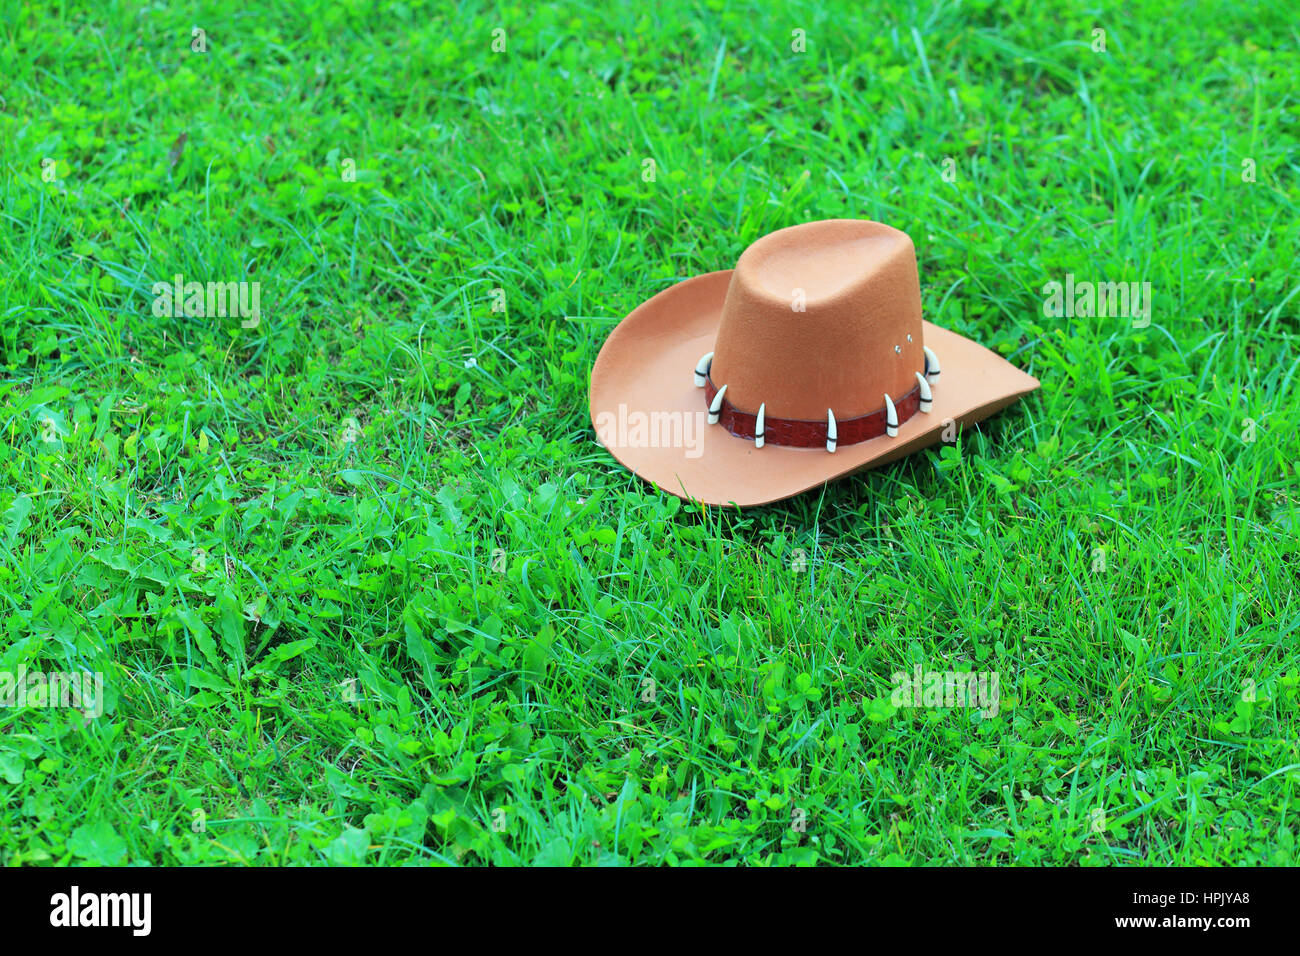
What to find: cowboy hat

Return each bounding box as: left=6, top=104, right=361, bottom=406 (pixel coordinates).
left=590, top=219, right=1039, bottom=507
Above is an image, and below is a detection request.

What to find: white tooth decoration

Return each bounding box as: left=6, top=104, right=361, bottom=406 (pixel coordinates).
left=708, top=384, right=728, bottom=425
left=923, top=345, right=941, bottom=385
left=755, top=403, right=766, bottom=449
left=826, top=409, right=837, bottom=453
left=693, top=351, right=714, bottom=388
left=915, top=371, right=933, bottom=413
left=884, top=393, right=898, bottom=438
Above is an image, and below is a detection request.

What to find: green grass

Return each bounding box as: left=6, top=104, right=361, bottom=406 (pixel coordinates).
left=1, top=0, right=1298, bottom=865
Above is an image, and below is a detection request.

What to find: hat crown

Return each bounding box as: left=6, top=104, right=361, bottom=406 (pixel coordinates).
left=709, top=220, right=925, bottom=420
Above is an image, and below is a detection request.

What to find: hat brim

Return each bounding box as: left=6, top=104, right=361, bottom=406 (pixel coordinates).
left=590, top=269, right=1040, bottom=507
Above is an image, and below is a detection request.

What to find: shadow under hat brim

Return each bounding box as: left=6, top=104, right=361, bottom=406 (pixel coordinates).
left=589, top=269, right=1040, bottom=507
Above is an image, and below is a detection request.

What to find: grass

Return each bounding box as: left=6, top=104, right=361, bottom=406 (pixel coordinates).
left=1, top=0, right=1298, bottom=866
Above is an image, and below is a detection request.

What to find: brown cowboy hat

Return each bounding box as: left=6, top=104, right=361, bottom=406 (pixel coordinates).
left=590, top=219, right=1039, bottom=507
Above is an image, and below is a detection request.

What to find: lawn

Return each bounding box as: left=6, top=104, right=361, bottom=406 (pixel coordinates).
left=1, top=0, right=1297, bottom=865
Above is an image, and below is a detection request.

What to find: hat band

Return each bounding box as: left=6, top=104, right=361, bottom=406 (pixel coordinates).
left=703, top=377, right=922, bottom=448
